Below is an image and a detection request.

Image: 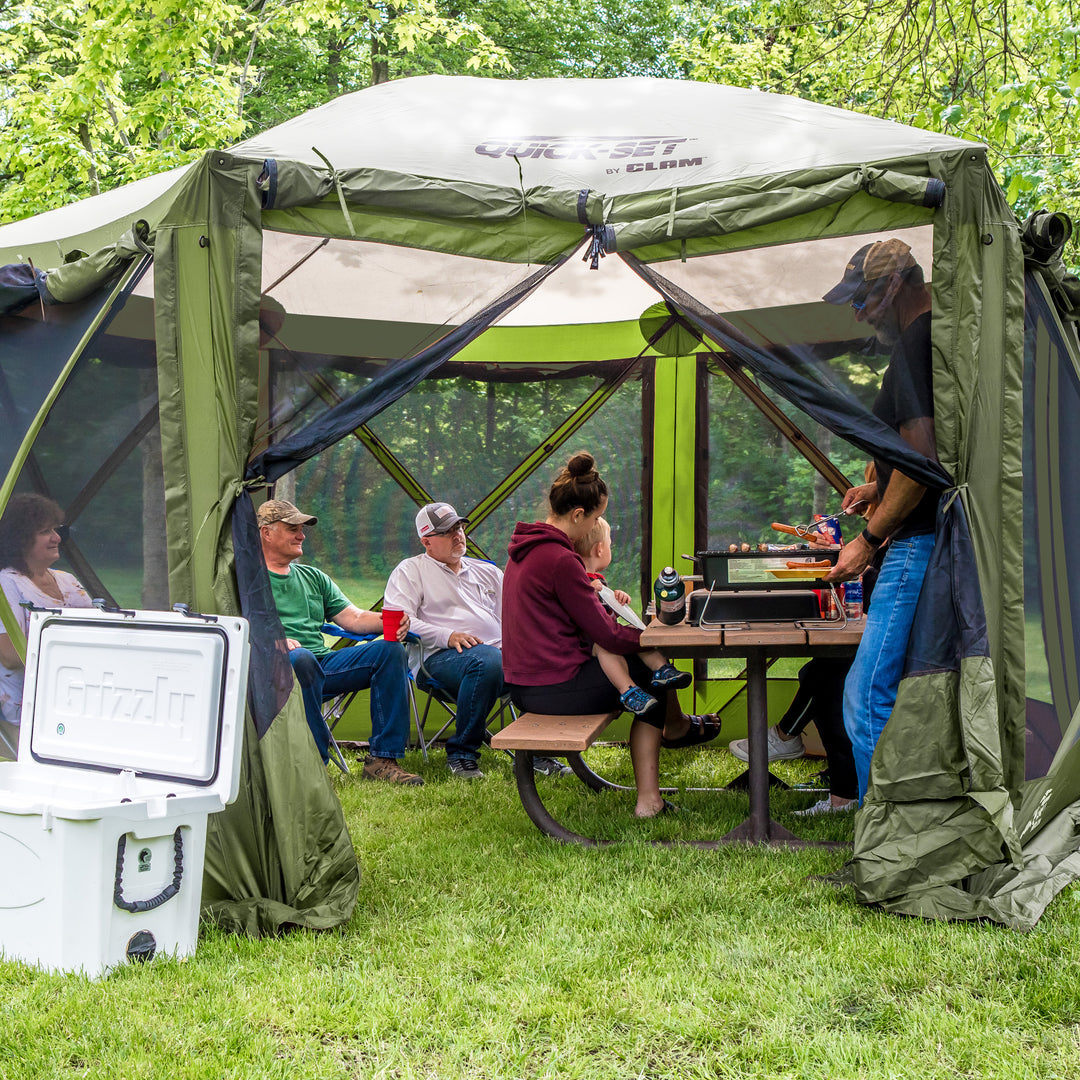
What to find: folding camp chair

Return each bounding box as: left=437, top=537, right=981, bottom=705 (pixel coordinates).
left=409, top=646, right=518, bottom=762
left=318, top=625, right=420, bottom=775
left=321, top=627, right=533, bottom=773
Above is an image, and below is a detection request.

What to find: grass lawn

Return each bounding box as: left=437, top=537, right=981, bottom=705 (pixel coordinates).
left=3, top=745, right=1080, bottom=1079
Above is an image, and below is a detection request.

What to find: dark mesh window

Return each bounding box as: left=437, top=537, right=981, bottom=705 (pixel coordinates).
left=2, top=268, right=166, bottom=610
left=1023, top=277, right=1080, bottom=775
left=289, top=366, right=645, bottom=607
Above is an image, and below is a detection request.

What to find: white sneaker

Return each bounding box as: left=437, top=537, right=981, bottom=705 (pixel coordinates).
left=794, top=797, right=854, bottom=816
left=727, top=725, right=805, bottom=762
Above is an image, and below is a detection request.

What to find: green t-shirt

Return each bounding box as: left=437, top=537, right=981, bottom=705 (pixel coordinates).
left=268, top=562, right=350, bottom=659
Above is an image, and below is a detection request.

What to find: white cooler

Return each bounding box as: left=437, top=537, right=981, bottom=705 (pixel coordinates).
left=0, top=606, right=249, bottom=976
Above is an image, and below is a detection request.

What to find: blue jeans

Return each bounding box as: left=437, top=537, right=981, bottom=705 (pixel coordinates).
left=843, top=532, right=935, bottom=802
left=417, top=644, right=504, bottom=763
left=289, top=641, right=410, bottom=764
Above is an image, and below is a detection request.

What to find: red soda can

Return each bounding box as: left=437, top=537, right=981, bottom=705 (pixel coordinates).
left=818, top=584, right=844, bottom=619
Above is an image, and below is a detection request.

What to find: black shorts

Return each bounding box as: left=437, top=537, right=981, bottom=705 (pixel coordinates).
left=507, top=655, right=665, bottom=730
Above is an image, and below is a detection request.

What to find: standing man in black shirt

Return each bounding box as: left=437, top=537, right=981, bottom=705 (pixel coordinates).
left=823, top=238, right=938, bottom=801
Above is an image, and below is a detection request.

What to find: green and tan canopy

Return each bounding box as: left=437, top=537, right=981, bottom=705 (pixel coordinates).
left=2, top=76, right=1079, bottom=933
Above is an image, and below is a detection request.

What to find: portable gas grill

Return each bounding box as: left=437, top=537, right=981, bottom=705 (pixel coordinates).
left=685, top=547, right=844, bottom=628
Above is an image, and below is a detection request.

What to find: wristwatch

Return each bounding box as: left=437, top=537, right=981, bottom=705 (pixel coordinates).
left=861, top=526, right=885, bottom=548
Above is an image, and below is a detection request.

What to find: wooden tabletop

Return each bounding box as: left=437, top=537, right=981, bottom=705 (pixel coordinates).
left=639, top=615, right=864, bottom=656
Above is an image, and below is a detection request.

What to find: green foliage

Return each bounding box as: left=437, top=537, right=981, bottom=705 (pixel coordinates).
left=3, top=0, right=1076, bottom=245
left=293, top=369, right=648, bottom=602
left=0, top=0, right=511, bottom=222
left=0, top=0, right=254, bottom=219
left=674, top=0, right=1080, bottom=261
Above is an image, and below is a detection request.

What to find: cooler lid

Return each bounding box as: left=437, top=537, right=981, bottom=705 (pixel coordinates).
left=20, top=607, right=250, bottom=802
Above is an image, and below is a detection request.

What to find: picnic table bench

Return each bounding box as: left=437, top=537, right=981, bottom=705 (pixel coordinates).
left=490, top=617, right=863, bottom=849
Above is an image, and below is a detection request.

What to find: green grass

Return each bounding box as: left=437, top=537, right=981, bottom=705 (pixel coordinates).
left=3, top=746, right=1080, bottom=1078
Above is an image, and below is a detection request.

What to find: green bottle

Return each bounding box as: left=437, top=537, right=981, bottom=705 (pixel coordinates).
left=654, top=566, right=686, bottom=625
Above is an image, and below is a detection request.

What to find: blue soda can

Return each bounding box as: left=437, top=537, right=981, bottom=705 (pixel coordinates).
left=844, top=579, right=864, bottom=619
left=814, top=513, right=843, bottom=545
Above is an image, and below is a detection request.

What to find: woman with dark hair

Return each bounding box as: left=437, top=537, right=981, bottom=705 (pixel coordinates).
left=0, top=494, right=92, bottom=747
left=502, top=451, right=720, bottom=818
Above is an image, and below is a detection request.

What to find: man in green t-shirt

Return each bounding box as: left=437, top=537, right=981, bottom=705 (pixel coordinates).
left=259, top=499, right=421, bottom=785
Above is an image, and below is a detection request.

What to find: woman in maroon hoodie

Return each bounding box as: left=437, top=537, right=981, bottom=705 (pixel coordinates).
left=503, top=452, right=720, bottom=818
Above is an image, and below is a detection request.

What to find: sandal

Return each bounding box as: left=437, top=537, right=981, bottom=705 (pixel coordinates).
left=661, top=713, right=722, bottom=750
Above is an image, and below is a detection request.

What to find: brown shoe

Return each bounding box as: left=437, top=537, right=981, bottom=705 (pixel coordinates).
left=362, top=756, right=424, bottom=786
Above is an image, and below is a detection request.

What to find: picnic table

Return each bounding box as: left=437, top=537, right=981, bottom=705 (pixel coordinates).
left=493, top=613, right=863, bottom=848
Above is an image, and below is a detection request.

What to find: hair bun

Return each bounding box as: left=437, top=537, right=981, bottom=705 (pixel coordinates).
left=567, top=451, right=596, bottom=478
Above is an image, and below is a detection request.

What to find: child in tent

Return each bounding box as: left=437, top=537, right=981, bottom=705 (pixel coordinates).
left=573, top=516, right=691, bottom=715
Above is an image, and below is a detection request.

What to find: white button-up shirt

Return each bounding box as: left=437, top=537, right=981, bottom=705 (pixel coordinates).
left=385, top=553, right=503, bottom=671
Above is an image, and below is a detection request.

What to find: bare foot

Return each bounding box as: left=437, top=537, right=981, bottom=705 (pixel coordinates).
left=635, top=798, right=678, bottom=819
left=662, top=715, right=690, bottom=742
left=635, top=797, right=666, bottom=818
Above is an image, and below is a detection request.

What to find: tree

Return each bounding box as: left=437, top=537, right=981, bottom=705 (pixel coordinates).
left=0, top=0, right=510, bottom=222
left=0, top=0, right=255, bottom=219
left=673, top=0, right=1080, bottom=253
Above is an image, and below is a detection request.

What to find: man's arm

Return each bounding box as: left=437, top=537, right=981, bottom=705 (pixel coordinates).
left=331, top=604, right=410, bottom=642
left=827, top=418, right=935, bottom=583
left=826, top=473, right=926, bottom=582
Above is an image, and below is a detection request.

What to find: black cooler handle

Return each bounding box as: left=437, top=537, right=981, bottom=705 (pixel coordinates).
left=113, top=827, right=184, bottom=912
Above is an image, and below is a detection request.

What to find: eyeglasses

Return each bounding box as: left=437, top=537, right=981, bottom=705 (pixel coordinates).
left=433, top=523, right=466, bottom=537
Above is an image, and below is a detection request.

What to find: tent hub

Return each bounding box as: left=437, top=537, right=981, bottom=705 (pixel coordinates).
left=0, top=607, right=249, bottom=976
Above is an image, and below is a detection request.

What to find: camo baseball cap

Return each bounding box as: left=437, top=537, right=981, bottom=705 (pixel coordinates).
left=415, top=502, right=469, bottom=538
left=256, top=499, right=318, bottom=527
left=823, top=238, right=918, bottom=304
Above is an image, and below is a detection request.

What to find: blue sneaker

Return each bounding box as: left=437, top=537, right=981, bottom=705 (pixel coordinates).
left=620, top=685, right=659, bottom=715
left=650, top=662, right=692, bottom=691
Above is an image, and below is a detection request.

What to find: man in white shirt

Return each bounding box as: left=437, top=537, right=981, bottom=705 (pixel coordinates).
left=385, top=502, right=570, bottom=781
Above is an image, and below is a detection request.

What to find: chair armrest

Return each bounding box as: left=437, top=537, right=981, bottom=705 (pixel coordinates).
left=320, top=625, right=420, bottom=645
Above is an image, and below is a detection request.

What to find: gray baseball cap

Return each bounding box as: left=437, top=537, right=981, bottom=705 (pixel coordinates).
left=415, top=502, right=469, bottom=538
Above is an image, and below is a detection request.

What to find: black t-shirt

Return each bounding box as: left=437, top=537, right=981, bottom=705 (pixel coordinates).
left=872, top=310, right=939, bottom=538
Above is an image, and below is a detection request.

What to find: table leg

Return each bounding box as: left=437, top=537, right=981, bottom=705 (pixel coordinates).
left=723, top=648, right=800, bottom=844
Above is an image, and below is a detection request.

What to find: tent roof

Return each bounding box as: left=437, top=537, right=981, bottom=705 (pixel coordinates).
left=0, top=76, right=980, bottom=268
left=0, top=166, right=191, bottom=268
left=233, top=75, right=978, bottom=197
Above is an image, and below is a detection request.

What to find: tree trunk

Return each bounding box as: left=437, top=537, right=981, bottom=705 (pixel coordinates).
left=77, top=122, right=100, bottom=197
left=327, top=35, right=344, bottom=96
left=275, top=470, right=297, bottom=506
left=812, top=428, right=833, bottom=515
left=371, top=51, right=390, bottom=84
left=370, top=6, right=397, bottom=85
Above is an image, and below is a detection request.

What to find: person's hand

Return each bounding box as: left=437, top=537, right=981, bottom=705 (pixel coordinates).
left=824, top=536, right=874, bottom=583
left=448, top=630, right=481, bottom=651
left=840, top=483, right=877, bottom=517
left=397, top=614, right=411, bottom=642
left=612, top=589, right=631, bottom=605
left=589, top=579, right=603, bottom=593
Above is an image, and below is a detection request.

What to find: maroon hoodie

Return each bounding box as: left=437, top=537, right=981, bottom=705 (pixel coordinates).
left=502, top=521, right=642, bottom=685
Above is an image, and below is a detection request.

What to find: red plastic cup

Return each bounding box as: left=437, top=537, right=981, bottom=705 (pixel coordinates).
left=381, top=607, right=404, bottom=641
